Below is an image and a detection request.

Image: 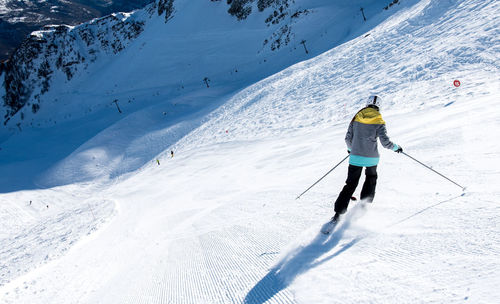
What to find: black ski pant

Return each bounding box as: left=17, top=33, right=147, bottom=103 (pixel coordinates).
left=334, top=164, right=377, bottom=214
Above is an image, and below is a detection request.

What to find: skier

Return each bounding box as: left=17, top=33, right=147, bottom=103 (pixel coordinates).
left=332, top=95, right=402, bottom=223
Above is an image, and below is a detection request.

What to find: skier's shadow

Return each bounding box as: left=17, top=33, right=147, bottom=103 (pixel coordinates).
left=244, top=219, right=364, bottom=304
left=244, top=194, right=465, bottom=303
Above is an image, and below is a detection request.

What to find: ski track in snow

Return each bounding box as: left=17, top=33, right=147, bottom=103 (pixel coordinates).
left=92, top=191, right=304, bottom=304
left=0, top=184, right=116, bottom=289
left=1, top=0, right=500, bottom=303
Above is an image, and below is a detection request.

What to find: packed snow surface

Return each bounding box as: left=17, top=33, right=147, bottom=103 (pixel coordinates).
left=1, top=0, right=499, bottom=303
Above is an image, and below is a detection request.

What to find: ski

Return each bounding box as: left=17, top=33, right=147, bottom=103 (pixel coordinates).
left=321, top=217, right=339, bottom=235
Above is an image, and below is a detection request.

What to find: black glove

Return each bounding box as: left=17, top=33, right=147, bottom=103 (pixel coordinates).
left=395, top=146, right=403, bottom=153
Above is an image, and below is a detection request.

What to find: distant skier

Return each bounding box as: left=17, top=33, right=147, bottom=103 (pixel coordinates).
left=171, top=150, right=174, bottom=158
left=332, top=95, right=402, bottom=223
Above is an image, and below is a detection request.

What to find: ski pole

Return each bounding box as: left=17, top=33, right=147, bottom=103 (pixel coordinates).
left=402, top=151, right=465, bottom=191
left=296, top=155, right=349, bottom=200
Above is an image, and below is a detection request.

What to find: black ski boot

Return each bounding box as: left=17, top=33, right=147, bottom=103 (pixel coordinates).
left=322, top=213, right=340, bottom=235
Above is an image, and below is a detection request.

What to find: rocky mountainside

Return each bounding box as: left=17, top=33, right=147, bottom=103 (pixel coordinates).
left=0, top=0, right=401, bottom=134
left=1, top=11, right=147, bottom=126
left=0, top=0, right=153, bottom=60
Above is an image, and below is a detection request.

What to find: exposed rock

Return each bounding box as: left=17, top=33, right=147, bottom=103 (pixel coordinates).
left=157, top=0, right=176, bottom=22
left=2, top=14, right=146, bottom=124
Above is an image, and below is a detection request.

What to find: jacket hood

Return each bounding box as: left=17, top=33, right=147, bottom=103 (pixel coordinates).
left=354, top=107, right=385, bottom=125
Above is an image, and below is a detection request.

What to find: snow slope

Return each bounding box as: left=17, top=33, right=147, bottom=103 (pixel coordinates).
left=1, top=0, right=500, bottom=303
left=1, top=0, right=400, bottom=191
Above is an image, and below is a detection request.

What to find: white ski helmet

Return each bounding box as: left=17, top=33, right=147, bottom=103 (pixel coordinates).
left=367, top=95, right=381, bottom=107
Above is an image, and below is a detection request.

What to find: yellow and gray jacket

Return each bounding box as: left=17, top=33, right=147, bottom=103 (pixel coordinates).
left=345, top=106, right=399, bottom=167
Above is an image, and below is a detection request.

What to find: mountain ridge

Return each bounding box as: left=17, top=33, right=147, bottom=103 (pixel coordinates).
left=0, top=0, right=410, bottom=191
left=0, top=0, right=154, bottom=60
left=1, top=0, right=400, bottom=133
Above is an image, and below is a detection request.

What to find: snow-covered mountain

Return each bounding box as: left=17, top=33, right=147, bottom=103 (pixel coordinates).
left=0, top=0, right=499, bottom=303
left=1, top=0, right=399, bottom=131
left=1, top=0, right=406, bottom=188
left=0, top=0, right=153, bottom=60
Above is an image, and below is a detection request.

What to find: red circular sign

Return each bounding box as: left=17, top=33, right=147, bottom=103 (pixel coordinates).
left=453, top=80, right=461, bottom=87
